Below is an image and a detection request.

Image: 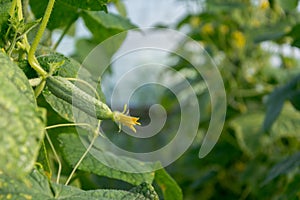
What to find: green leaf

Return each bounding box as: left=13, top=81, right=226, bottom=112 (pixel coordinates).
left=0, top=52, right=45, bottom=179
left=72, top=35, right=124, bottom=77
left=263, top=75, right=300, bottom=131
left=287, top=24, right=300, bottom=39
left=59, top=0, right=108, bottom=11
left=0, top=0, right=12, bottom=37
left=155, top=168, right=183, bottom=200
left=112, top=0, right=127, bottom=17
left=230, top=113, right=264, bottom=157
left=72, top=38, right=97, bottom=63
left=251, top=20, right=289, bottom=43
left=289, top=90, right=300, bottom=110
left=13, top=18, right=41, bottom=40
left=36, top=141, right=52, bottom=179
left=253, top=30, right=286, bottom=43
left=0, top=168, right=54, bottom=199
left=51, top=184, right=149, bottom=200
left=263, top=151, right=300, bottom=185
left=81, top=11, right=137, bottom=43
left=231, top=104, right=300, bottom=156
left=29, top=0, right=79, bottom=30
left=270, top=104, right=300, bottom=138
left=0, top=168, right=157, bottom=199
left=277, top=0, right=298, bottom=10
left=29, top=0, right=108, bottom=30
left=59, top=133, right=157, bottom=186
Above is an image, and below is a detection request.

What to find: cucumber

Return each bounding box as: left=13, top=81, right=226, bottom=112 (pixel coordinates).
left=46, top=76, right=113, bottom=120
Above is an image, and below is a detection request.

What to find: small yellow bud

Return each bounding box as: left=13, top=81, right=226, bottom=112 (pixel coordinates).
left=202, top=23, right=214, bottom=35
left=232, top=31, right=246, bottom=49
left=190, top=16, right=201, bottom=28
left=260, top=0, right=269, bottom=10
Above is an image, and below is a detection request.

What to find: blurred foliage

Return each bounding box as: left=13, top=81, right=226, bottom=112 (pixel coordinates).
left=159, top=0, right=300, bottom=199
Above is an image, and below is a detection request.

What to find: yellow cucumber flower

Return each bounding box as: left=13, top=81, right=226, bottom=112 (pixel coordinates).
left=113, top=105, right=141, bottom=133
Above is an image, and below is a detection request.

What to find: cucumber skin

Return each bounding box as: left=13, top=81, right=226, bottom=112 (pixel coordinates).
left=46, top=76, right=113, bottom=120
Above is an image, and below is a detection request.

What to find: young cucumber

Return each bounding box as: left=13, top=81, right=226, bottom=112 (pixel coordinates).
left=46, top=76, right=140, bottom=132
left=46, top=76, right=113, bottom=120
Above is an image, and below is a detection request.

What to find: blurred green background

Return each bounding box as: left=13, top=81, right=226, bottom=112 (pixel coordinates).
left=42, top=0, right=300, bottom=199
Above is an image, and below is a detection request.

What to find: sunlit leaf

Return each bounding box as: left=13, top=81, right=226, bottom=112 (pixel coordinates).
left=0, top=52, right=45, bottom=179
left=155, top=168, right=183, bottom=200
left=59, top=133, right=157, bottom=186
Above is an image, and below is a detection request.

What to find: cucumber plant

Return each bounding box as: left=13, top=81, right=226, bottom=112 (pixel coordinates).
left=0, top=0, right=182, bottom=199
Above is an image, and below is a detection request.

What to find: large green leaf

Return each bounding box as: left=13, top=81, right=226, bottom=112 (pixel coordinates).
left=51, top=184, right=154, bottom=200
left=0, top=0, right=11, bottom=37
left=0, top=168, right=157, bottom=199
left=263, top=75, right=300, bottom=131
left=289, top=90, right=300, bottom=110
left=59, top=133, right=157, bottom=186
left=60, top=0, right=108, bottom=11
left=29, top=0, right=79, bottom=30
left=155, top=168, right=183, bottom=200
left=277, top=0, right=298, bottom=10
left=29, top=0, right=108, bottom=30
left=0, top=52, right=45, bottom=178
left=0, top=168, right=53, bottom=199
left=81, top=11, right=137, bottom=43
left=230, top=104, right=300, bottom=156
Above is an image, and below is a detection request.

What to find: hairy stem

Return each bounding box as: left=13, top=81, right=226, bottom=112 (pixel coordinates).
left=45, top=131, right=62, bottom=184
left=28, top=0, right=56, bottom=77
left=9, top=0, right=17, bottom=17
left=45, top=123, right=94, bottom=131
left=45, top=123, right=96, bottom=184
left=52, top=15, right=78, bottom=50
left=65, top=122, right=101, bottom=185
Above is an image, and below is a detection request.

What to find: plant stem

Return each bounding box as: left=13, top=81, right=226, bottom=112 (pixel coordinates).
left=28, top=0, right=56, bottom=77
left=7, top=31, right=18, bottom=56
left=21, top=0, right=30, bottom=22
left=16, top=0, right=23, bottom=19
left=65, top=122, right=101, bottom=185
left=45, top=131, right=62, bottom=184
left=45, top=123, right=94, bottom=131
left=9, top=0, right=17, bottom=17
left=52, top=15, right=78, bottom=51
left=34, top=80, right=46, bottom=97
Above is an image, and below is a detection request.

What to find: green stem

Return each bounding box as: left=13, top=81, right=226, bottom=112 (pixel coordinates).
left=52, top=15, right=78, bottom=51
left=34, top=80, right=46, bottom=97
left=65, top=122, right=101, bottom=185
left=45, top=131, right=62, bottom=184
left=7, top=31, right=18, bottom=56
left=45, top=123, right=94, bottom=131
left=16, top=0, right=23, bottom=19
left=8, top=0, right=28, bottom=56
left=9, top=0, right=17, bottom=17
left=16, top=0, right=31, bottom=52
left=28, top=0, right=55, bottom=77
